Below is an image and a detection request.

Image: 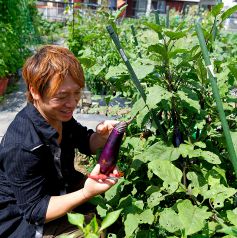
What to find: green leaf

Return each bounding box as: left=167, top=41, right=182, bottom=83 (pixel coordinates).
left=85, top=234, right=99, bottom=238
left=143, top=22, right=163, bottom=33
left=160, top=201, right=211, bottom=235
left=178, top=144, right=194, bottom=158
left=89, top=195, right=106, bottom=207
left=83, top=33, right=100, bottom=42
left=67, top=213, right=84, bottom=230
left=96, top=204, right=108, bottom=218
left=199, top=150, right=221, bottom=164
left=148, top=160, right=182, bottom=185
left=227, top=208, right=237, bottom=226
left=221, top=5, right=237, bottom=22
left=159, top=208, right=182, bottom=232
left=188, top=149, right=221, bottom=164
left=211, top=3, right=224, bottom=17
left=177, top=200, right=211, bottom=235
left=156, top=147, right=180, bottom=162
left=202, top=184, right=236, bottom=208
left=168, top=48, right=189, bottom=59
left=133, top=142, right=180, bottom=166
left=177, top=90, right=200, bottom=112
left=99, top=209, right=123, bottom=232
left=124, top=214, right=139, bottom=237
left=187, top=171, right=208, bottom=197
left=194, top=141, right=206, bottom=149
left=139, top=209, right=154, bottom=224
left=146, top=85, right=172, bottom=109
left=230, top=131, right=237, bottom=156
left=147, top=191, right=165, bottom=208
left=105, top=63, right=127, bottom=79
left=136, top=106, right=150, bottom=128
left=131, top=97, right=146, bottom=117
left=87, top=216, right=99, bottom=235
left=104, top=178, right=124, bottom=206
left=164, top=30, right=187, bottom=40
left=122, top=200, right=144, bottom=217
left=218, top=225, right=237, bottom=236
left=114, top=4, right=128, bottom=20
left=148, top=43, right=167, bottom=59
left=79, top=57, right=96, bottom=68
left=131, top=62, right=154, bottom=80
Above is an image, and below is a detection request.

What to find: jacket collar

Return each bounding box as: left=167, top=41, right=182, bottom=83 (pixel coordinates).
left=25, top=103, right=58, bottom=143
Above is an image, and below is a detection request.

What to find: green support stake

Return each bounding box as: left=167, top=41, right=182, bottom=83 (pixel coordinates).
left=155, top=10, right=163, bottom=40
left=106, top=25, right=146, bottom=101
left=195, top=22, right=237, bottom=177
left=166, top=5, right=170, bottom=28
left=106, top=25, right=167, bottom=141
left=130, top=25, right=142, bottom=58
left=155, top=10, right=160, bottom=25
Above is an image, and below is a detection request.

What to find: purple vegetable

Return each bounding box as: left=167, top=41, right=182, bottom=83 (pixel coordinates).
left=98, top=121, right=128, bottom=175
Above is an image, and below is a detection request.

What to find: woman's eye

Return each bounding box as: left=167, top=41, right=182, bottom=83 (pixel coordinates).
left=55, top=94, right=67, bottom=100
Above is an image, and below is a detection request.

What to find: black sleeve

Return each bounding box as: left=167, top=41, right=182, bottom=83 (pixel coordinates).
left=63, top=117, right=95, bottom=156
left=1, top=144, right=50, bottom=226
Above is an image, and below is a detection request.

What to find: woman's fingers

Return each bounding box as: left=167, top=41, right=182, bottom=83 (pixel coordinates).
left=96, top=120, right=119, bottom=134
left=89, top=164, right=100, bottom=176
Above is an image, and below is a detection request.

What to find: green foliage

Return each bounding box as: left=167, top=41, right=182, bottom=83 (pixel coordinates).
left=64, top=209, right=122, bottom=238
left=66, top=7, right=147, bottom=95
left=39, top=19, right=65, bottom=44
left=67, top=4, right=237, bottom=237
left=0, top=0, right=41, bottom=77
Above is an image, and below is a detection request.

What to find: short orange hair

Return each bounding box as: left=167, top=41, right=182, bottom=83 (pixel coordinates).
left=22, top=45, right=85, bottom=103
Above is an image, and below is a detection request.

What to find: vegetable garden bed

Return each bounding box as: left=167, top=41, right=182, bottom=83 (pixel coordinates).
left=66, top=3, right=237, bottom=237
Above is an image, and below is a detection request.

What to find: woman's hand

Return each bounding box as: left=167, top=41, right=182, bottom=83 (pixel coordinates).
left=83, top=164, right=118, bottom=199
left=96, top=120, right=119, bottom=139
left=89, top=120, right=119, bottom=154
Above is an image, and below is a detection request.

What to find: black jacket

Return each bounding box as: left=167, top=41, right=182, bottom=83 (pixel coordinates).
left=0, top=103, right=94, bottom=238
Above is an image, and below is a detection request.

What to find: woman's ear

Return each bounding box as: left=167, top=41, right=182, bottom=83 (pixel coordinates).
left=29, top=85, right=41, bottom=101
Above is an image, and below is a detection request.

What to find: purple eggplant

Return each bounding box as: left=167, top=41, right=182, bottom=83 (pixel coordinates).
left=172, top=127, right=183, bottom=148
left=98, top=121, right=128, bottom=175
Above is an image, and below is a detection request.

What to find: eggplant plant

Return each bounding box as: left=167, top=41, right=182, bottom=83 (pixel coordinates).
left=67, top=4, right=237, bottom=237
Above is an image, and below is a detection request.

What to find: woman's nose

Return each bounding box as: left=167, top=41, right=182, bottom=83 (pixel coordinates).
left=65, top=95, right=79, bottom=108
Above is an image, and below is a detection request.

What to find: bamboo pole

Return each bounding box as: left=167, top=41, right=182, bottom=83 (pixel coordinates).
left=130, top=25, right=142, bottom=58
left=155, top=10, right=163, bottom=40
left=166, top=5, right=170, bottom=28
left=106, top=25, right=167, bottom=141
left=195, top=22, right=237, bottom=177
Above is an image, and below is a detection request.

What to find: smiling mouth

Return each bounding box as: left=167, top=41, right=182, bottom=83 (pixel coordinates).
left=61, top=110, right=73, bottom=116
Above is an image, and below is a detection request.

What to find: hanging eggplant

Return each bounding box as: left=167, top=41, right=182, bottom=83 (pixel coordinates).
left=172, top=127, right=183, bottom=148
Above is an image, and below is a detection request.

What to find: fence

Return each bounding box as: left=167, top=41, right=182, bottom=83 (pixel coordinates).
left=36, top=0, right=102, bottom=22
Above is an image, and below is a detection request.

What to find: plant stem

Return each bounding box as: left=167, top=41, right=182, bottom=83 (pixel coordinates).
left=195, top=22, right=237, bottom=178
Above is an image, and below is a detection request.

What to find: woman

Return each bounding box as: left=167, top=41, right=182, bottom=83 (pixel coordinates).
left=0, top=45, right=119, bottom=238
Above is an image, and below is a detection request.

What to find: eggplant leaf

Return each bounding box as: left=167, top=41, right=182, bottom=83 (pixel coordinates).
left=67, top=213, right=84, bottom=230
left=143, top=22, right=163, bottom=33
left=99, top=209, right=123, bottom=232
left=211, top=3, right=224, bottom=17
left=221, top=5, right=237, bottom=22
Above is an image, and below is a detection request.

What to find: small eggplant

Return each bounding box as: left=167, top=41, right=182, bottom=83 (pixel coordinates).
left=172, top=127, right=183, bottom=148
left=98, top=121, right=128, bottom=175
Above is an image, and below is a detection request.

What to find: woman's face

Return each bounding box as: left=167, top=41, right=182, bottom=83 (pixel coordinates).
left=33, top=75, right=81, bottom=126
